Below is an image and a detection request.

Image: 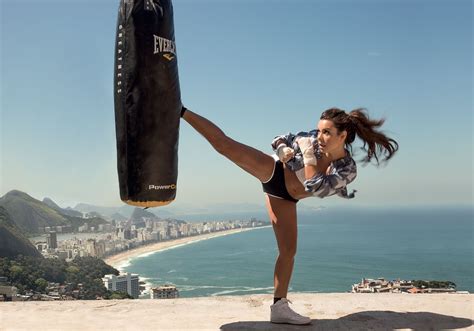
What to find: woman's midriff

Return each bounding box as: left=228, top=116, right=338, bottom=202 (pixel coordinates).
left=283, top=166, right=312, bottom=200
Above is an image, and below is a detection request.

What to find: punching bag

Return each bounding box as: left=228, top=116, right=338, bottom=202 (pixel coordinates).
left=114, top=0, right=181, bottom=207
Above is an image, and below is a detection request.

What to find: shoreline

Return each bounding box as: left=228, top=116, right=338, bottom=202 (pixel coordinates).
left=102, top=225, right=272, bottom=269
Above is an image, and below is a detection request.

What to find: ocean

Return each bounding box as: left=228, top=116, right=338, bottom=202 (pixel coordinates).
left=118, top=207, right=473, bottom=298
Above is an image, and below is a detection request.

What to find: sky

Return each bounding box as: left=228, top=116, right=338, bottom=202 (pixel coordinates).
left=1, top=0, right=472, bottom=211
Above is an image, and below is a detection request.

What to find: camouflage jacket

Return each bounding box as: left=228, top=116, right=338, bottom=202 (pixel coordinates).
left=271, top=130, right=357, bottom=199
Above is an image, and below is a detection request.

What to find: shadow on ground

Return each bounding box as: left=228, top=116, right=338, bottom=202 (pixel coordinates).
left=220, top=311, right=473, bottom=330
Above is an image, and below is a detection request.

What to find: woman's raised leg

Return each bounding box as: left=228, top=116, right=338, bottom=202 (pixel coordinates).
left=182, top=109, right=275, bottom=182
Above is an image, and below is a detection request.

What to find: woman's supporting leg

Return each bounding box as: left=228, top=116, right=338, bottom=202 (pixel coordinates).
left=182, top=109, right=275, bottom=182
left=264, top=194, right=298, bottom=298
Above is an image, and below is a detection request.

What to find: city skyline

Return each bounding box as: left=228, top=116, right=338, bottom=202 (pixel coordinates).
left=1, top=0, right=472, bottom=209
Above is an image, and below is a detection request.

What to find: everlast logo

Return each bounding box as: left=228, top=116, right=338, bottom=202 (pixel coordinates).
left=149, top=184, right=176, bottom=190
left=153, top=35, right=176, bottom=57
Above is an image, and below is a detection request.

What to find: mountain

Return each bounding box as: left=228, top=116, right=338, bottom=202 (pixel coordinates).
left=43, top=197, right=83, bottom=218
left=0, top=190, right=110, bottom=235
left=42, top=197, right=61, bottom=210
left=0, top=206, right=42, bottom=258
left=85, top=211, right=105, bottom=219
left=70, top=201, right=326, bottom=223
left=74, top=203, right=173, bottom=219
left=0, top=191, right=70, bottom=234
left=74, top=203, right=137, bottom=219
left=130, top=208, right=160, bottom=221
left=111, top=212, right=128, bottom=221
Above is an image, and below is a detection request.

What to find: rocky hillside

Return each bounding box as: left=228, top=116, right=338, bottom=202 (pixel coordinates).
left=0, top=190, right=108, bottom=235
left=43, top=197, right=83, bottom=218
left=0, top=191, right=69, bottom=234
left=0, top=206, right=42, bottom=258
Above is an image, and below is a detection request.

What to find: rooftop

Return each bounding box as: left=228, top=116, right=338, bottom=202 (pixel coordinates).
left=1, top=293, right=472, bottom=330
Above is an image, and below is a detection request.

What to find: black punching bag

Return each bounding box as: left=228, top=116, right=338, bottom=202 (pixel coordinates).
left=114, top=0, right=181, bottom=207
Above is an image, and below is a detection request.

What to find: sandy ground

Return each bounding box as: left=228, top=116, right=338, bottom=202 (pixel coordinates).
left=0, top=293, right=472, bottom=330
left=102, top=226, right=271, bottom=268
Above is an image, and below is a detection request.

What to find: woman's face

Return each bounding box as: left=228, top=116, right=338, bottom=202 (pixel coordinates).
left=316, top=119, right=347, bottom=154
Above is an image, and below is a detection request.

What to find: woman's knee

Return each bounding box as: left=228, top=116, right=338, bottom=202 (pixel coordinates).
left=278, top=245, right=297, bottom=260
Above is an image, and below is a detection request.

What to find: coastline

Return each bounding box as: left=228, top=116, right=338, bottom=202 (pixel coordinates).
left=102, top=225, right=272, bottom=269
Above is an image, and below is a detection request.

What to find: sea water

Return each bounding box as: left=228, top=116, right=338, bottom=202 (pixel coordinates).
left=119, top=207, right=473, bottom=298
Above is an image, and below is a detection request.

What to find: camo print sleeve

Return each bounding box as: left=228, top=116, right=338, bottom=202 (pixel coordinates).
left=271, top=130, right=321, bottom=172
left=304, top=157, right=357, bottom=199
left=271, top=132, right=298, bottom=151
left=271, top=130, right=319, bottom=151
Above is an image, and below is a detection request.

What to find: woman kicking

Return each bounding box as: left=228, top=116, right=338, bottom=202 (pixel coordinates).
left=180, top=106, right=398, bottom=325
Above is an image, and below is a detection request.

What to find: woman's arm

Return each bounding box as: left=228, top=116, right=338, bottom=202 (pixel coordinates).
left=297, top=137, right=319, bottom=179
left=304, top=164, right=318, bottom=180
left=271, top=133, right=298, bottom=163
left=303, top=161, right=357, bottom=198
left=271, top=133, right=296, bottom=150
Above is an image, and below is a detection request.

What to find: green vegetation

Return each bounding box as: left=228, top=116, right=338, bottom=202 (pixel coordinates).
left=0, top=255, right=133, bottom=300
left=0, top=190, right=108, bottom=236
left=412, top=280, right=456, bottom=289
left=0, top=207, right=42, bottom=258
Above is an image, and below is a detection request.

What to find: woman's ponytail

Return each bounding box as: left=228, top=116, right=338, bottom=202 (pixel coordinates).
left=349, top=108, right=398, bottom=165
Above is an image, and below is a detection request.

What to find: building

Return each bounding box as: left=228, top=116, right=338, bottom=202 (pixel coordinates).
left=102, top=273, right=140, bottom=299
left=46, top=232, right=58, bottom=249
left=151, top=285, right=179, bottom=299
left=116, top=227, right=132, bottom=240
left=86, top=239, right=97, bottom=257
left=35, top=242, right=48, bottom=252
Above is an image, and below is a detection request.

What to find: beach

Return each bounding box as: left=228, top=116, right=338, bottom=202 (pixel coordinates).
left=103, top=226, right=271, bottom=269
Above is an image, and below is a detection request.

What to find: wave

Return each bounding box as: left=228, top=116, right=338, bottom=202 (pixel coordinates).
left=175, top=284, right=274, bottom=294
left=135, top=250, right=160, bottom=259
left=211, top=286, right=274, bottom=296
left=178, top=285, right=245, bottom=290
left=115, top=259, right=132, bottom=271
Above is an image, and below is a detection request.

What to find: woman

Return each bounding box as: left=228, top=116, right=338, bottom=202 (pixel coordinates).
left=180, top=106, right=398, bottom=325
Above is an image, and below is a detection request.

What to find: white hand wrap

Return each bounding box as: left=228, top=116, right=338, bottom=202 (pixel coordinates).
left=276, top=144, right=295, bottom=163
left=298, top=137, right=318, bottom=166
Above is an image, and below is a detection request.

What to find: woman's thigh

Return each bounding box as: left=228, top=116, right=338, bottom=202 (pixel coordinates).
left=265, top=194, right=298, bottom=256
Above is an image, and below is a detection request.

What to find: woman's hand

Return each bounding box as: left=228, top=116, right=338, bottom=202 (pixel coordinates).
left=276, top=144, right=295, bottom=163
left=297, top=137, right=317, bottom=166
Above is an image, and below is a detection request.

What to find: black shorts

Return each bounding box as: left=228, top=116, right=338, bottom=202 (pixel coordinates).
left=262, top=160, right=299, bottom=203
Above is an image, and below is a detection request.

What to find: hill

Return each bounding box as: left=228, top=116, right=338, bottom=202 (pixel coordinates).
left=74, top=203, right=172, bottom=219
left=130, top=207, right=160, bottom=221
left=0, top=190, right=109, bottom=235
left=0, top=206, right=42, bottom=258
left=0, top=191, right=69, bottom=234
left=43, top=197, right=83, bottom=218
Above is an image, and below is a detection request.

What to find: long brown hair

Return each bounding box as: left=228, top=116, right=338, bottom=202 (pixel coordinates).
left=320, top=108, right=399, bottom=165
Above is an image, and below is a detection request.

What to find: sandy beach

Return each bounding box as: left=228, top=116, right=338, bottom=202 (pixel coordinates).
left=103, top=226, right=271, bottom=269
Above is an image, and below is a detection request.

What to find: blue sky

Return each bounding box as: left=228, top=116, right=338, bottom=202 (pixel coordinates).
left=1, top=0, right=472, bottom=210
